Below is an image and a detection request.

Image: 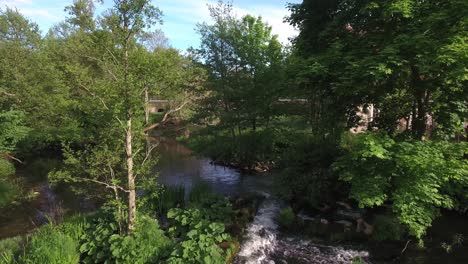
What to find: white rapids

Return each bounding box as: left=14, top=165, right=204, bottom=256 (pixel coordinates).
left=235, top=197, right=370, bottom=264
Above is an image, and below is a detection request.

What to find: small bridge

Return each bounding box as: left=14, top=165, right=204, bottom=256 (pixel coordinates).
left=148, top=99, right=170, bottom=113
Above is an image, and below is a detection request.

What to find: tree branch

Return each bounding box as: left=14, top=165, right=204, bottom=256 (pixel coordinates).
left=143, top=98, right=191, bottom=132
left=0, top=90, right=15, bottom=96
left=6, top=154, right=23, bottom=164
left=83, top=177, right=130, bottom=193
left=141, top=142, right=158, bottom=166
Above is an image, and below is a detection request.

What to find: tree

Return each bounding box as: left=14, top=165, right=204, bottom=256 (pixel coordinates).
left=0, top=8, right=82, bottom=152
left=287, top=0, right=468, bottom=138
left=50, top=0, right=162, bottom=233
left=333, top=132, right=468, bottom=241
left=195, top=1, right=285, bottom=137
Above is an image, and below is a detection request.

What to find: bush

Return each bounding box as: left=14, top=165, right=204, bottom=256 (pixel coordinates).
left=155, top=185, right=185, bottom=217
left=0, top=159, right=15, bottom=179
left=0, top=159, right=19, bottom=207
left=186, top=128, right=290, bottom=169
left=334, top=132, right=468, bottom=240
left=187, top=183, right=233, bottom=223
left=0, top=181, right=19, bottom=208
left=167, top=208, right=233, bottom=264
left=139, top=183, right=185, bottom=217
left=80, top=210, right=172, bottom=263
left=277, top=207, right=295, bottom=229
left=372, top=214, right=405, bottom=241
left=21, top=225, right=80, bottom=264
left=57, top=215, right=88, bottom=242
left=108, top=216, right=173, bottom=264
left=79, top=209, right=120, bottom=263
left=0, top=236, right=22, bottom=264
left=275, top=135, right=342, bottom=209
left=188, top=182, right=217, bottom=205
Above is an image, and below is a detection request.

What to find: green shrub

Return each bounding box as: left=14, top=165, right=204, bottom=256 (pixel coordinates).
left=274, top=135, right=341, bottom=209
left=167, top=208, right=232, bottom=264
left=80, top=210, right=172, bottom=264
left=155, top=185, right=185, bottom=217
left=79, top=210, right=120, bottom=263
left=186, top=128, right=291, bottom=169
left=334, top=132, right=468, bottom=240
left=108, top=216, right=173, bottom=264
left=21, top=226, right=80, bottom=264
left=0, top=236, right=22, bottom=264
left=0, top=160, right=19, bottom=207
left=57, top=215, right=88, bottom=242
left=277, top=207, right=295, bottom=229
left=0, top=159, right=14, bottom=179
left=188, top=182, right=214, bottom=206
left=352, top=257, right=366, bottom=264
left=0, top=181, right=19, bottom=207
left=372, top=214, right=405, bottom=241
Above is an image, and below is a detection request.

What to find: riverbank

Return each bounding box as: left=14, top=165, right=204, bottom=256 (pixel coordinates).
left=2, top=137, right=467, bottom=263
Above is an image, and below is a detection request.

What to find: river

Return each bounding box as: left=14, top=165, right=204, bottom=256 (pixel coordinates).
left=1, top=138, right=467, bottom=263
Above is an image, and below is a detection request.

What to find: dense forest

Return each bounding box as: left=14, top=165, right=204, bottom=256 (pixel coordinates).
left=0, top=0, right=467, bottom=263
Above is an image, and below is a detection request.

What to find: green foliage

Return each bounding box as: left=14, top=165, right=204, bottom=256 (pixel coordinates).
left=275, top=134, right=342, bottom=209
left=441, top=233, right=464, bottom=253
left=334, top=132, right=468, bottom=240
left=193, top=1, right=286, bottom=161
left=0, top=159, right=14, bottom=178
left=79, top=210, right=120, bottom=263
left=351, top=257, right=366, bottom=264
left=187, top=126, right=295, bottom=169
left=0, top=111, right=29, bottom=154
left=188, top=182, right=216, bottom=206
left=187, top=183, right=234, bottom=223
left=57, top=214, right=88, bottom=242
left=107, top=216, right=172, bottom=264
left=79, top=210, right=171, bottom=264
left=140, top=184, right=185, bottom=217
left=21, top=225, right=80, bottom=264
left=0, top=236, right=22, bottom=264
left=334, top=133, right=395, bottom=208
left=0, top=159, right=18, bottom=207
left=0, top=180, right=18, bottom=208
left=371, top=214, right=405, bottom=241
left=167, top=208, right=232, bottom=264
left=287, top=0, right=468, bottom=138
left=277, top=207, right=295, bottom=229
left=165, top=184, right=235, bottom=264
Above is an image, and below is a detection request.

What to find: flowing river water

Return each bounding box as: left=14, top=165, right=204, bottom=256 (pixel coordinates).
left=1, top=138, right=467, bottom=263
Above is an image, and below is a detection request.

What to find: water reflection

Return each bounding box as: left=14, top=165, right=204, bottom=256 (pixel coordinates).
left=155, top=137, right=273, bottom=196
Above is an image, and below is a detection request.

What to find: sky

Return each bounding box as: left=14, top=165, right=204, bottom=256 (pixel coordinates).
left=0, top=0, right=301, bottom=51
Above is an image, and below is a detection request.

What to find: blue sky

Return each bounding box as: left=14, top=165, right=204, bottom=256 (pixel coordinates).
left=0, top=0, right=301, bottom=51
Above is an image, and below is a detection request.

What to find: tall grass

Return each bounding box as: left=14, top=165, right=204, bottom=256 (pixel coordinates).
left=188, top=182, right=219, bottom=206
left=20, top=225, right=80, bottom=264
left=0, top=236, right=22, bottom=264
left=155, top=185, right=185, bottom=217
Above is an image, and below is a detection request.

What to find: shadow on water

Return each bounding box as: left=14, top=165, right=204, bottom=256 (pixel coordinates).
left=155, top=137, right=274, bottom=197
left=0, top=158, right=97, bottom=239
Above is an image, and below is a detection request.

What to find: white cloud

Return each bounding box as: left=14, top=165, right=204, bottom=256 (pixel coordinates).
left=230, top=4, right=297, bottom=44
left=20, top=8, right=61, bottom=20
left=157, top=0, right=296, bottom=48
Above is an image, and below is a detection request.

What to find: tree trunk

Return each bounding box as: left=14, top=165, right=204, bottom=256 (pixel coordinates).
left=144, top=86, right=151, bottom=156
left=411, top=66, right=430, bottom=139
left=144, top=86, right=149, bottom=124
left=126, top=116, right=136, bottom=232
